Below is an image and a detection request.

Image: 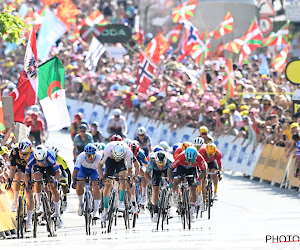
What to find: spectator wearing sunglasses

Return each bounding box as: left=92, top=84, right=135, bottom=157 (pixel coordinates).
left=73, top=124, right=94, bottom=162
left=199, top=126, right=214, bottom=144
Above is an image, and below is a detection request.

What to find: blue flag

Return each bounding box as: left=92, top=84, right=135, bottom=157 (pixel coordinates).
left=259, top=56, right=270, bottom=76
left=37, top=8, right=67, bottom=62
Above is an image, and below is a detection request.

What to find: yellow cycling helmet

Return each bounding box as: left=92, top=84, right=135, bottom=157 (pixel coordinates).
left=206, top=143, right=217, bottom=156
left=182, top=141, right=193, bottom=151
left=199, top=126, right=209, bottom=134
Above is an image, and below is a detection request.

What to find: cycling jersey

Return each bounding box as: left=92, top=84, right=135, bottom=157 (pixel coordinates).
left=25, top=150, right=59, bottom=174
left=74, top=132, right=94, bottom=153
left=10, top=146, right=31, bottom=172
left=100, top=141, right=133, bottom=168
left=296, top=141, right=300, bottom=156
left=171, top=151, right=207, bottom=171
left=134, top=135, right=152, bottom=156
left=136, top=149, right=148, bottom=166
left=198, top=147, right=222, bottom=166
left=74, top=151, right=103, bottom=171
left=145, top=157, right=173, bottom=174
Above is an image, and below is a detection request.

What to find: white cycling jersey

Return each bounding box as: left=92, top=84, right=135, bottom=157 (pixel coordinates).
left=100, top=141, right=133, bottom=168
left=74, top=151, right=103, bottom=171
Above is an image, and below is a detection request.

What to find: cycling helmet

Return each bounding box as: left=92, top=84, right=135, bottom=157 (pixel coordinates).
left=79, top=124, right=88, bottom=130
left=94, top=142, right=105, bottom=151
left=112, top=143, right=126, bottom=160
left=112, top=108, right=122, bottom=116
left=206, top=143, right=217, bottom=156
left=84, top=143, right=97, bottom=154
left=49, top=145, right=59, bottom=157
left=18, top=139, right=32, bottom=153
left=172, top=143, right=180, bottom=153
left=199, top=126, right=209, bottom=134
left=91, top=121, right=99, bottom=127
left=153, top=145, right=164, bottom=152
left=110, top=134, right=122, bottom=141
left=74, top=112, right=83, bottom=119
left=129, top=142, right=140, bottom=156
left=132, top=140, right=140, bottom=146
left=34, top=145, right=47, bottom=161
left=182, top=141, right=192, bottom=151
left=193, top=137, right=204, bottom=147
left=123, top=138, right=133, bottom=146
left=159, top=141, right=169, bottom=151
left=137, top=127, right=146, bottom=135
left=185, top=146, right=198, bottom=162
left=155, top=151, right=167, bottom=164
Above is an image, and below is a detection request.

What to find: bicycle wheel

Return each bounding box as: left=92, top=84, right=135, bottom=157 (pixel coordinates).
left=208, top=187, right=212, bottom=220
left=183, top=188, right=191, bottom=230
left=84, top=191, right=91, bottom=235
left=42, top=194, right=54, bottom=237
left=17, top=196, right=23, bottom=239
left=107, top=191, right=116, bottom=233
left=123, top=191, right=130, bottom=229
left=156, top=189, right=166, bottom=231
left=33, top=210, right=37, bottom=238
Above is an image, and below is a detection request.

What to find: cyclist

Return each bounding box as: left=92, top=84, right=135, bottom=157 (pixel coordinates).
left=110, top=134, right=123, bottom=141
left=173, top=141, right=192, bottom=159
left=145, top=151, right=173, bottom=223
left=170, top=146, right=207, bottom=221
left=24, top=145, right=63, bottom=228
left=134, top=127, right=152, bottom=156
left=98, top=141, right=133, bottom=222
left=49, top=146, right=71, bottom=212
left=199, top=126, right=214, bottom=144
left=25, top=112, right=46, bottom=146
left=94, top=142, right=105, bottom=152
left=198, top=143, right=223, bottom=200
left=6, top=139, right=34, bottom=231
left=89, top=121, right=103, bottom=142
left=73, top=124, right=94, bottom=163
left=107, top=109, right=127, bottom=137
left=72, top=143, right=103, bottom=219
left=193, top=137, right=205, bottom=151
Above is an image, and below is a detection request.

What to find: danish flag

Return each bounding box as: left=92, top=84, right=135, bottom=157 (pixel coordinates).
left=137, top=52, right=156, bottom=93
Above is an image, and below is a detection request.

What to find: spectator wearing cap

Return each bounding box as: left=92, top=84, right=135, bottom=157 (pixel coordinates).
left=107, top=108, right=127, bottom=137
left=259, top=94, right=272, bottom=120
left=70, top=112, right=88, bottom=141
left=89, top=121, right=103, bottom=142
left=219, top=99, right=226, bottom=110
left=261, top=74, right=276, bottom=93
left=25, top=112, right=45, bottom=146
left=203, top=106, right=216, bottom=131
left=73, top=123, right=94, bottom=161
left=2, top=81, right=16, bottom=97
left=228, top=103, right=242, bottom=136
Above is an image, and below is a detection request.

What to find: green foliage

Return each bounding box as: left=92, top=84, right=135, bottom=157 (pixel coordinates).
left=0, top=4, right=28, bottom=45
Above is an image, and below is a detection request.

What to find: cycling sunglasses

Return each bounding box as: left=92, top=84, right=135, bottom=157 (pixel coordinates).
left=37, top=159, right=45, bottom=163
left=20, top=152, right=29, bottom=156
left=86, top=153, right=95, bottom=159
left=200, top=132, right=207, bottom=135
left=186, top=158, right=196, bottom=163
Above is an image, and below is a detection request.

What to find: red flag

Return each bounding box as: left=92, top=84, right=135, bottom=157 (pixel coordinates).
left=221, top=58, right=235, bottom=98
left=212, top=41, right=224, bottom=58
left=145, top=32, right=170, bottom=64
left=133, top=29, right=144, bottom=45
left=166, top=24, right=182, bottom=43
left=172, top=0, right=198, bottom=23
left=0, top=95, right=5, bottom=132
left=137, top=52, right=156, bottom=93
left=55, top=0, right=79, bottom=29
left=211, top=12, right=234, bottom=40
left=25, top=5, right=47, bottom=30
left=9, top=28, right=39, bottom=122
left=272, top=44, right=290, bottom=73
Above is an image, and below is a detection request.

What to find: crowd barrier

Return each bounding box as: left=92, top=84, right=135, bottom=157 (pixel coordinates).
left=66, top=98, right=300, bottom=192
left=0, top=184, right=17, bottom=234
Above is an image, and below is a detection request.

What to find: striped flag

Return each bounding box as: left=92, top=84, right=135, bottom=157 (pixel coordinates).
left=84, top=37, right=106, bottom=72
left=263, top=21, right=290, bottom=47
left=166, top=24, right=182, bottom=43
left=211, top=12, right=234, bottom=40
left=272, top=43, right=290, bottom=73
left=172, top=0, right=198, bottom=23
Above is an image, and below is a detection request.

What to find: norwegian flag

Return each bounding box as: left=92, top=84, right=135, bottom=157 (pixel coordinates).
left=172, top=0, right=198, bottom=23
left=272, top=43, right=290, bottom=73
left=137, top=52, right=156, bottom=93
left=79, top=10, right=107, bottom=44
left=9, top=28, right=39, bottom=122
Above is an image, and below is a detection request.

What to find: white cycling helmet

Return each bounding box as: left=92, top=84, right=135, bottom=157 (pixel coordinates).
left=123, top=138, right=132, bottom=146
left=49, top=145, right=59, bottom=157
left=132, top=140, right=140, bottom=147
left=112, top=142, right=126, bottom=160
left=159, top=141, right=169, bottom=151
left=193, top=137, right=205, bottom=147
left=112, top=108, right=122, bottom=116
left=137, top=127, right=146, bottom=135
left=155, top=151, right=167, bottom=164
left=34, top=145, right=47, bottom=161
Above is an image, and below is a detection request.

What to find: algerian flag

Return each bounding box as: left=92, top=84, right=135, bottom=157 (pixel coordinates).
left=38, top=57, right=70, bottom=130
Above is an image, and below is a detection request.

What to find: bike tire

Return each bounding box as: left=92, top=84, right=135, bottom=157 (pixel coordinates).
left=183, top=188, right=191, bottom=230
left=132, top=213, right=137, bottom=228
left=84, top=192, right=91, bottom=235
left=107, top=191, right=116, bottom=233
left=42, top=194, right=54, bottom=237
left=123, top=191, right=130, bottom=229
left=208, top=187, right=211, bottom=220
left=33, top=210, right=37, bottom=238
left=156, top=189, right=165, bottom=231
left=17, top=196, right=23, bottom=239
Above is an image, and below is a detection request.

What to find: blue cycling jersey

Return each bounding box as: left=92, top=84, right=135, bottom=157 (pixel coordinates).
left=137, top=148, right=148, bottom=166
left=25, top=150, right=59, bottom=174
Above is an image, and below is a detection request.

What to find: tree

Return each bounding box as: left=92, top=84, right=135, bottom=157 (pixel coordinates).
left=0, top=4, right=28, bottom=44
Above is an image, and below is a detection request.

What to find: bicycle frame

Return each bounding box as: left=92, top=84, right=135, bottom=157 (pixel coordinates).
left=156, top=177, right=171, bottom=231
left=13, top=180, right=27, bottom=239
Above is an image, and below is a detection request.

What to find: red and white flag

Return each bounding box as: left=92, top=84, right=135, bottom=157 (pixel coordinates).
left=9, top=28, right=39, bottom=122
left=272, top=43, right=290, bottom=73
left=137, top=52, right=156, bottom=93
left=145, top=32, right=170, bottom=64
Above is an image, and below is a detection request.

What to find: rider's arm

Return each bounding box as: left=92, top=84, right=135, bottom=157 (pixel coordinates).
left=144, top=160, right=154, bottom=182
left=97, top=162, right=104, bottom=179
left=133, top=158, right=140, bottom=177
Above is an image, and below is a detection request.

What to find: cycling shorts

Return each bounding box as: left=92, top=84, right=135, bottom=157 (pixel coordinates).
left=104, top=157, right=127, bottom=178
left=77, top=166, right=99, bottom=180
left=152, top=169, right=168, bottom=187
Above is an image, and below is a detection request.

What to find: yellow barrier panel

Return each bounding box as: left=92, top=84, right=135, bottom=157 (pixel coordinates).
left=0, top=184, right=17, bottom=232
left=272, top=153, right=291, bottom=185
left=287, top=158, right=300, bottom=188
left=261, top=146, right=285, bottom=182
left=252, top=144, right=273, bottom=179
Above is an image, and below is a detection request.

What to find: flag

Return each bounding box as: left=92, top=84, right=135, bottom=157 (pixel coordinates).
left=55, top=0, right=79, bottom=29
left=224, top=36, right=247, bottom=54
left=166, top=24, right=182, bottom=43
left=137, top=52, right=155, bottom=93
left=172, top=0, right=198, bottom=23
left=221, top=58, right=235, bottom=98
left=37, top=8, right=68, bottom=62
left=145, top=32, right=170, bottom=64
left=79, top=10, right=107, bottom=44
left=238, top=17, right=264, bottom=65
left=133, top=29, right=144, bottom=45
left=211, top=12, right=234, bottom=40
left=42, top=0, right=61, bottom=4
left=190, top=30, right=211, bottom=65
left=38, top=57, right=70, bottom=130
left=272, top=43, right=290, bottom=73
left=85, top=37, right=106, bottom=72
left=259, top=56, right=270, bottom=76
left=200, top=73, right=207, bottom=91
left=0, top=95, right=5, bottom=132
left=263, top=21, right=290, bottom=47
left=212, top=41, right=224, bottom=58
left=25, top=5, right=47, bottom=30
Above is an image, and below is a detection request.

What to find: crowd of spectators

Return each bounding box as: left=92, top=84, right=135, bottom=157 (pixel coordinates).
left=0, top=0, right=300, bottom=154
